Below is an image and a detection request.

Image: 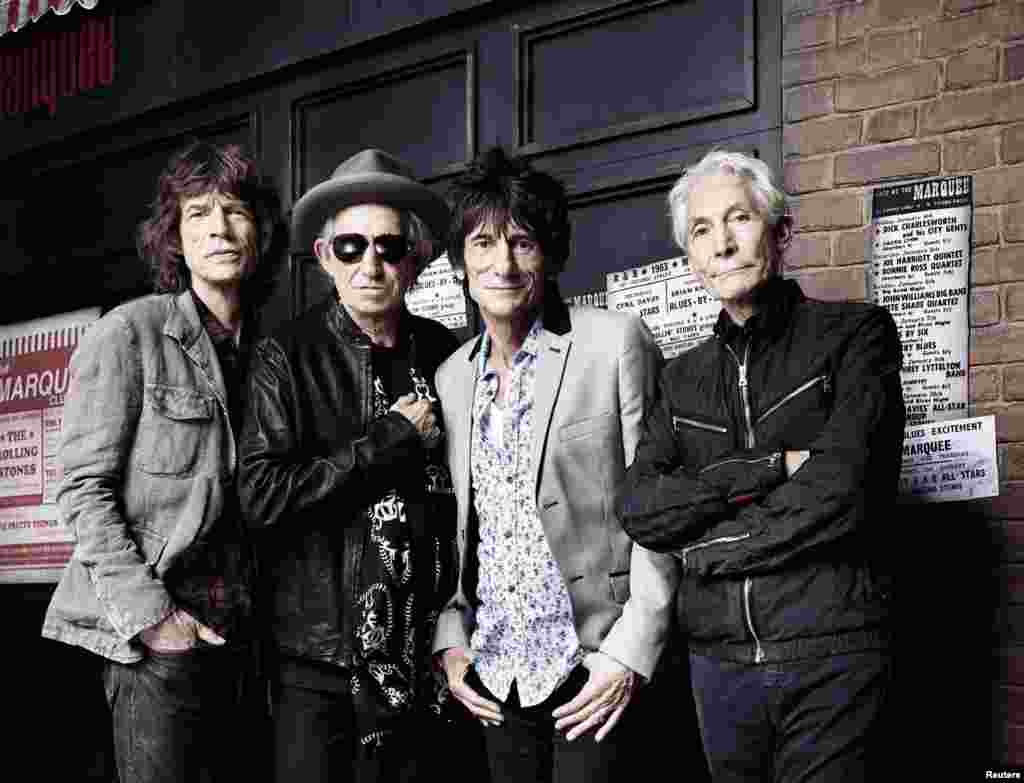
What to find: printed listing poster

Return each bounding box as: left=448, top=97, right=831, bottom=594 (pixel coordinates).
left=404, top=253, right=468, bottom=330
left=870, top=175, right=972, bottom=427
left=606, top=257, right=721, bottom=359
left=899, top=415, right=998, bottom=503
left=0, top=307, right=99, bottom=583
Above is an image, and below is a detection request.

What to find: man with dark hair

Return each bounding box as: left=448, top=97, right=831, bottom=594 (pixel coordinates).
left=237, top=149, right=459, bottom=783
left=433, top=147, right=677, bottom=783
left=620, top=150, right=905, bottom=781
left=42, top=141, right=279, bottom=783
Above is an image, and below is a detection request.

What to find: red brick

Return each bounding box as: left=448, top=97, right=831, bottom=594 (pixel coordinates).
left=945, top=0, right=996, bottom=12
left=876, top=0, right=941, bottom=25
left=865, top=106, right=917, bottom=143
left=792, top=191, right=865, bottom=231
left=1004, top=124, right=1024, bottom=165
left=975, top=286, right=1002, bottom=325
left=975, top=246, right=999, bottom=285
left=834, top=226, right=870, bottom=266
left=1005, top=364, right=1024, bottom=400
left=867, top=30, right=918, bottom=71
left=784, top=157, right=833, bottom=194
left=1006, top=283, right=1024, bottom=320
left=999, top=245, right=1024, bottom=282
left=786, top=233, right=831, bottom=269
left=1008, top=43, right=1024, bottom=81
left=975, top=164, right=1024, bottom=206
left=975, top=209, right=1000, bottom=247
left=996, top=2, right=1024, bottom=43
left=985, top=402, right=1024, bottom=441
left=921, top=83, right=1024, bottom=133
left=836, top=63, right=940, bottom=111
left=946, top=46, right=998, bottom=89
left=943, top=131, right=997, bottom=172
left=1006, top=204, right=1024, bottom=244
left=972, top=365, right=1001, bottom=402
left=784, top=12, right=835, bottom=52
left=834, top=142, right=940, bottom=185
left=782, top=40, right=865, bottom=86
left=922, top=7, right=997, bottom=57
left=787, top=266, right=867, bottom=301
left=783, top=0, right=862, bottom=14
left=784, top=115, right=862, bottom=157
left=837, top=3, right=871, bottom=40
left=973, top=324, right=1024, bottom=365
left=784, top=82, right=835, bottom=122
left=1005, top=443, right=1024, bottom=478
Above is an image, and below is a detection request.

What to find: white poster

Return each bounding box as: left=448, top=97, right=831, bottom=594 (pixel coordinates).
left=405, top=253, right=468, bottom=330
left=899, top=415, right=998, bottom=503
left=870, top=176, right=972, bottom=427
left=0, top=307, right=99, bottom=582
left=606, top=256, right=721, bottom=359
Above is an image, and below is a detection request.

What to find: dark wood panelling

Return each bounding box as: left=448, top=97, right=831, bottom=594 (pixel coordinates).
left=517, top=0, right=755, bottom=154
left=292, top=50, right=476, bottom=203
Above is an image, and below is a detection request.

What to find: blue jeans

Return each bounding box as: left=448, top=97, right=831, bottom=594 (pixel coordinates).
left=104, top=643, right=259, bottom=783
left=689, top=651, right=891, bottom=783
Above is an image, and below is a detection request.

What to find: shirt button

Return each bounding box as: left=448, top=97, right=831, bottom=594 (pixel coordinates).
left=508, top=585, right=516, bottom=593
left=504, top=531, right=513, bottom=539
left=506, top=475, right=514, bottom=484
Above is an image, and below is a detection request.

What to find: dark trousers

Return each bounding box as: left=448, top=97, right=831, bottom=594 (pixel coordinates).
left=271, top=662, right=451, bottom=783
left=689, top=650, right=891, bottom=783
left=104, top=644, right=257, bottom=783
left=466, top=666, right=625, bottom=783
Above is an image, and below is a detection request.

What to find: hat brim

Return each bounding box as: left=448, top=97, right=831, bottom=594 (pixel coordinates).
left=291, top=171, right=450, bottom=267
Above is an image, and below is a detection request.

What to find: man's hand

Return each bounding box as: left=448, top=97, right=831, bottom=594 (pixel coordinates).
left=391, top=393, right=440, bottom=448
left=552, top=652, right=637, bottom=742
left=439, top=647, right=503, bottom=726
left=138, top=607, right=225, bottom=653
left=784, top=450, right=810, bottom=477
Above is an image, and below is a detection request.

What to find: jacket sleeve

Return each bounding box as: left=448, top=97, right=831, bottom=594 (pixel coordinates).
left=237, top=337, right=423, bottom=530
left=57, top=314, right=174, bottom=640
left=619, top=378, right=788, bottom=553
left=595, top=317, right=680, bottom=679
left=626, top=308, right=905, bottom=578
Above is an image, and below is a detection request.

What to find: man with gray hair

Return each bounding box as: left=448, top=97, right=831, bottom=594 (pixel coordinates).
left=238, top=149, right=459, bottom=782
left=619, top=149, right=905, bottom=782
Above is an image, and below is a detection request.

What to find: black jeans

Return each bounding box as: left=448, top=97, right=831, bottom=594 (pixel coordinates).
left=689, top=650, right=891, bottom=783
left=466, top=666, right=626, bottom=783
left=104, top=643, right=259, bottom=783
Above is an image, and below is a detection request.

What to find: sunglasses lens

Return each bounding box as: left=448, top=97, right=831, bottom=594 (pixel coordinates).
left=331, top=234, right=411, bottom=264
left=332, top=234, right=369, bottom=264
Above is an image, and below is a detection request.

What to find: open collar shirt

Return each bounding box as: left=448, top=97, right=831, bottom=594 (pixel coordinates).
left=469, top=318, right=582, bottom=707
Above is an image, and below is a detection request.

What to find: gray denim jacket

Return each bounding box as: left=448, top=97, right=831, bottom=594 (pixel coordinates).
left=42, top=291, right=237, bottom=663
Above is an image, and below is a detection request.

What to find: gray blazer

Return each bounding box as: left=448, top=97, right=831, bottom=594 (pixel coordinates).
left=432, top=304, right=678, bottom=679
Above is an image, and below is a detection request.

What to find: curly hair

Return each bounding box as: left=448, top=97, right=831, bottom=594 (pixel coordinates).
left=137, top=141, right=282, bottom=298
left=445, top=146, right=571, bottom=274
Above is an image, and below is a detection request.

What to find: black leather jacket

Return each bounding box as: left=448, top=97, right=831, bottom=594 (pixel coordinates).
left=621, top=278, right=905, bottom=663
left=237, top=297, right=459, bottom=668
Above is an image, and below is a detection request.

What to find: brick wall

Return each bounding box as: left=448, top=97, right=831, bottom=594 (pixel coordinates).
left=781, top=0, right=1024, bottom=767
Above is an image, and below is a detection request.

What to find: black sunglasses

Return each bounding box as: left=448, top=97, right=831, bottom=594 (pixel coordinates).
left=330, top=233, right=413, bottom=265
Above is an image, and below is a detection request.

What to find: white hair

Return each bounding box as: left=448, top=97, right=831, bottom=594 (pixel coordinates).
left=668, top=150, right=789, bottom=251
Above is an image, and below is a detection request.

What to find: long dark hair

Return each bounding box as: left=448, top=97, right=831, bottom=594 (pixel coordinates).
left=137, top=141, right=282, bottom=299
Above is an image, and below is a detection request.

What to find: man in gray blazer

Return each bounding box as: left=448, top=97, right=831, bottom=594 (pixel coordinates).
left=433, top=147, right=679, bottom=783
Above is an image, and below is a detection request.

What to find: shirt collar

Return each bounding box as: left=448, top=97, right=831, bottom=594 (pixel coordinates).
left=477, top=316, right=544, bottom=379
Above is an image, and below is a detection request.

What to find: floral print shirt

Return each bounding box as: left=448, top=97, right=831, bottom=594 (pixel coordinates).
left=469, top=319, right=582, bottom=707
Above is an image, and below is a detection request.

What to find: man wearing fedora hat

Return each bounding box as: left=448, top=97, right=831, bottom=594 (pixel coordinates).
left=237, top=149, right=460, bottom=782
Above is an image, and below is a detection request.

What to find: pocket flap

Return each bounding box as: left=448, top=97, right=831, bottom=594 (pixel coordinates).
left=146, top=385, right=214, bottom=421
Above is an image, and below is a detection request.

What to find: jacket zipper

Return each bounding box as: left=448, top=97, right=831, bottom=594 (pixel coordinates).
left=725, top=341, right=764, bottom=662
left=699, top=452, right=780, bottom=474
left=755, top=374, right=831, bottom=427
left=674, top=415, right=728, bottom=434
left=744, top=577, right=765, bottom=663
left=680, top=532, right=752, bottom=568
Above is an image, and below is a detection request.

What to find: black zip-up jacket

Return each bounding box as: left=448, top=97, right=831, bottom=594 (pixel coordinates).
left=620, top=278, right=905, bottom=663
left=237, top=297, right=459, bottom=669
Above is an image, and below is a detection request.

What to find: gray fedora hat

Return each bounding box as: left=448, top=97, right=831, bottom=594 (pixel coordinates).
left=291, top=148, right=450, bottom=262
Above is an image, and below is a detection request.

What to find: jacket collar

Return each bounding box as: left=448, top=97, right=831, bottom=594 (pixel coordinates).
left=713, top=276, right=804, bottom=348
left=162, top=289, right=206, bottom=350
left=328, top=292, right=417, bottom=352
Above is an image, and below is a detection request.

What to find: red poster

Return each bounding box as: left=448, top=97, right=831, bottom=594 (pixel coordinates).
left=0, top=307, right=98, bottom=582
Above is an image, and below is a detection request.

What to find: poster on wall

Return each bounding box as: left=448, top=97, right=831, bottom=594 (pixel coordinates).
left=606, top=256, right=721, bottom=359
left=869, top=175, right=972, bottom=427
left=0, top=307, right=99, bottom=583
left=404, top=253, right=468, bottom=330
left=899, top=415, right=998, bottom=503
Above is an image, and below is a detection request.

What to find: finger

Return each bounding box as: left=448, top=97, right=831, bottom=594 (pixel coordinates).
left=565, top=703, right=614, bottom=741
left=551, top=680, right=601, bottom=720
left=452, top=684, right=503, bottom=723
left=195, top=623, right=227, bottom=645
left=593, top=701, right=627, bottom=743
